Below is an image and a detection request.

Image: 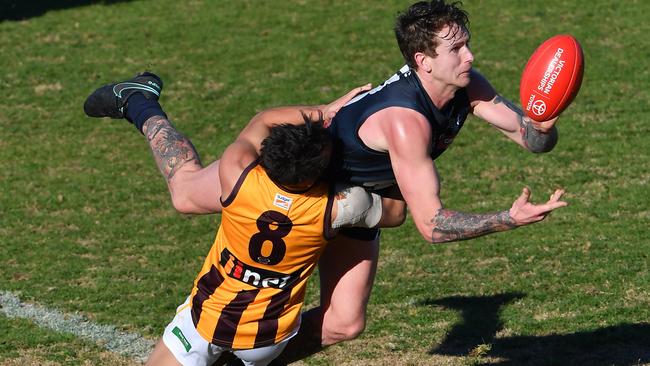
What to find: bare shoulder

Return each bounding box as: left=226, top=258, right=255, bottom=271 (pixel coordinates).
left=373, top=108, right=433, bottom=160
left=218, top=141, right=258, bottom=196
left=383, top=108, right=431, bottom=142
left=370, top=107, right=431, bottom=133
left=360, top=106, right=430, bottom=152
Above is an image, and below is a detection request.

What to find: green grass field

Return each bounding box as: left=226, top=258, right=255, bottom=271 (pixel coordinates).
left=1, top=1, right=649, bottom=365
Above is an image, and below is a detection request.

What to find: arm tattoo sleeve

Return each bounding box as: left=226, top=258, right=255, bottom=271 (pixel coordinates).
left=431, top=209, right=517, bottom=243
left=493, top=95, right=558, bottom=153
left=142, top=116, right=202, bottom=181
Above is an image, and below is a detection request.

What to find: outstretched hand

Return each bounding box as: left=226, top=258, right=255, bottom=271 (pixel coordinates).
left=508, top=187, right=567, bottom=226
left=322, top=83, right=372, bottom=127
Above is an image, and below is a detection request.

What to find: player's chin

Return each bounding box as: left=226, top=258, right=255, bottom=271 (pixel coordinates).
left=456, top=73, right=471, bottom=87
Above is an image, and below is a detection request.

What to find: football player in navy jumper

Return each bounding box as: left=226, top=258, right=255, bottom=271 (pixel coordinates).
left=273, top=1, right=567, bottom=363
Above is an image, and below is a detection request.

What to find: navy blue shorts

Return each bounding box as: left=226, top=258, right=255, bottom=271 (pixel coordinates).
left=338, top=227, right=380, bottom=241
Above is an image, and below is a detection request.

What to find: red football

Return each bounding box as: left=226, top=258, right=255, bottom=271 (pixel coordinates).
left=519, top=34, right=584, bottom=122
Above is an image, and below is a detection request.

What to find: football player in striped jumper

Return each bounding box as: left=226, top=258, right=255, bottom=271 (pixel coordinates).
left=84, top=76, right=400, bottom=365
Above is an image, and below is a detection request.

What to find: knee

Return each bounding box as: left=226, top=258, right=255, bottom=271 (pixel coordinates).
left=321, top=317, right=366, bottom=345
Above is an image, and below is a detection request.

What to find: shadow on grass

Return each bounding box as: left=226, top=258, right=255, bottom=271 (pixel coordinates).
left=0, top=0, right=132, bottom=22
left=425, top=293, right=650, bottom=365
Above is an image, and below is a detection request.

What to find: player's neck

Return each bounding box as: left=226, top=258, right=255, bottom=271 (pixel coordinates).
left=416, top=69, right=458, bottom=109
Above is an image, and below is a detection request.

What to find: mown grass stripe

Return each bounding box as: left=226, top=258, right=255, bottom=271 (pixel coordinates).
left=0, top=291, right=154, bottom=362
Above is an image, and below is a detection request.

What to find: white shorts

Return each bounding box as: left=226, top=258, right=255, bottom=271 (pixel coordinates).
left=162, top=298, right=296, bottom=366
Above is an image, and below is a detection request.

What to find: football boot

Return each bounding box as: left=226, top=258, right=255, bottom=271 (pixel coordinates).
left=83, top=71, right=163, bottom=119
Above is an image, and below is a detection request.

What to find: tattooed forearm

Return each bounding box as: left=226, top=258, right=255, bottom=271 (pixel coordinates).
left=493, top=95, right=558, bottom=153
left=142, top=116, right=202, bottom=181
left=430, top=209, right=517, bottom=243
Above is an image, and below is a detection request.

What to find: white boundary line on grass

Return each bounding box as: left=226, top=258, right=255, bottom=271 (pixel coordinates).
left=0, top=291, right=154, bottom=363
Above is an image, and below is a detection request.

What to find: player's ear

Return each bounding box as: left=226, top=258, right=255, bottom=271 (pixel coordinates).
left=414, top=52, right=431, bottom=72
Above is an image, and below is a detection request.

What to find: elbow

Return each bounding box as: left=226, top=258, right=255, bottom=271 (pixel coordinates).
left=411, top=209, right=441, bottom=243
left=169, top=184, right=201, bottom=214
left=415, top=220, right=457, bottom=244
left=415, top=221, right=436, bottom=244
left=170, top=192, right=195, bottom=214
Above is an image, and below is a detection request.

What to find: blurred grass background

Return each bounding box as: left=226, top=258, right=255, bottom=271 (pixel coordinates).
left=1, top=0, right=649, bottom=365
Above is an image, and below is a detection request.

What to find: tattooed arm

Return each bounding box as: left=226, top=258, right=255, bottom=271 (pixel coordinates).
left=139, top=111, right=322, bottom=215
left=142, top=116, right=202, bottom=182
left=430, top=187, right=566, bottom=243
left=135, top=84, right=372, bottom=215
left=468, top=70, right=559, bottom=153
left=140, top=116, right=224, bottom=214
left=382, top=108, right=567, bottom=243
left=492, top=94, right=558, bottom=153
left=431, top=209, right=516, bottom=243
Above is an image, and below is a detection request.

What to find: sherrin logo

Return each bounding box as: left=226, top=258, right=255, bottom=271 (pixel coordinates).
left=273, top=193, right=293, bottom=210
